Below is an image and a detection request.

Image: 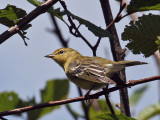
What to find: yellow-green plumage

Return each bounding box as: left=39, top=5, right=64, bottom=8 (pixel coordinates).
left=45, top=48, right=147, bottom=90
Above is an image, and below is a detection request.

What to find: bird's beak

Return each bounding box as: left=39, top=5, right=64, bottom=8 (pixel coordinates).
left=45, top=54, right=55, bottom=58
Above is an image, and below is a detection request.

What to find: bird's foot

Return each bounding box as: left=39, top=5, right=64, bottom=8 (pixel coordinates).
left=84, top=90, right=91, bottom=103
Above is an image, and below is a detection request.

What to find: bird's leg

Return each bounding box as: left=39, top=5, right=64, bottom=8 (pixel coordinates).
left=84, top=84, right=96, bottom=102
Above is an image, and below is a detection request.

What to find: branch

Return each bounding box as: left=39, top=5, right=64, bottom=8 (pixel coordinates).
left=59, top=0, right=93, bottom=50
left=0, top=117, right=7, bottom=120
left=0, top=0, right=59, bottom=45
left=92, top=37, right=102, bottom=56
left=154, top=51, right=160, bottom=101
left=0, top=75, right=159, bottom=117
left=106, top=1, right=126, bottom=30
left=92, top=0, right=126, bottom=56
left=60, top=0, right=102, bottom=57
left=59, top=0, right=126, bottom=57
left=100, top=0, right=130, bottom=116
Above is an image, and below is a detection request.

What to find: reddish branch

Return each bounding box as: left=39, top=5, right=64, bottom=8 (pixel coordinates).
left=0, top=75, right=159, bottom=117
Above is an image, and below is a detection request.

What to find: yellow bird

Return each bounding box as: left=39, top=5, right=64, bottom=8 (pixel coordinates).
left=45, top=48, right=147, bottom=91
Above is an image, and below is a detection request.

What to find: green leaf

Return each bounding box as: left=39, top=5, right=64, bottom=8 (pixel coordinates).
left=0, top=4, right=31, bottom=45
left=89, top=99, right=120, bottom=120
left=62, top=10, right=112, bottom=38
left=0, top=17, right=15, bottom=27
left=155, top=36, right=160, bottom=52
left=27, top=79, right=69, bottom=120
left=27, top=0, right=42, bottom=6
left=0, top=4, right=26, bottom=22
left=27, top=0, right=63, bottom=20
left=48, top=8, right=64, bottom=20
left=137, top=102, right=160, bottom=120
left=41, top=79, right=69, bottom=102
left=127, top=0, right=160, bottom=14
left=0, top=91, right=41, bottom=118
left=96, top=113, right=136, bottom=120
left=122, top=14, right=160, bottom=57
left=0, top=91, right=30, bottom=117
left=0, top=91, right=20, bottom=112
left=129, top=85, right=148, bottom=106
left=27, top=0, right=111, bottom=37
left=0, top=5, right=30, bottom=28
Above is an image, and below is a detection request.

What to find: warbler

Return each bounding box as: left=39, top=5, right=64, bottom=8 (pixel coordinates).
left=45, top=48, right=147, bottom=91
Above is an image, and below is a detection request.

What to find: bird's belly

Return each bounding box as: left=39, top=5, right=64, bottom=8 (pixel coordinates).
left=67, top=76, right=106, bottom=90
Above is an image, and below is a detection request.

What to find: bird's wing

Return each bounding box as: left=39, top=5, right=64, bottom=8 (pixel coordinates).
left=68, top=61, right=116, bottom=84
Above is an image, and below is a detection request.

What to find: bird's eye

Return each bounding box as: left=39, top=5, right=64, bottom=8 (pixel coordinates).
left=59, top=50, right=64, bottom=54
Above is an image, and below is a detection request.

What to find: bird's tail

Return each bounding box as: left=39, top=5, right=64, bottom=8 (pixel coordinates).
left=117, top=61, right=148, bottom=67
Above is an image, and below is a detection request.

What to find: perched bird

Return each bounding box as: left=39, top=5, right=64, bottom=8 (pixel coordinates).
left=45, top=48, right=147, bottom=91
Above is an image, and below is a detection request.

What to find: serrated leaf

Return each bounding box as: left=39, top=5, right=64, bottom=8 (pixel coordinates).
left=129, top=85, right=148, bottom=106
left=0, top=4, right=26, bottom=21
left=0, top=5, right=28, bottom=28
left=27, top=79, right=69, bottom=120
left=0, top=4, right=31, bottom=45
left=137, top=102, right=160, bottom=120
left=62, top=10, right=112, bottom=38
left=96, top=113, right=136, bottom=120
left=122, top=14, right=160, bottom=57
left=0, top=5, right=31, bottom=29
left=155, top=36, right=160, bottom=52
left=127, top=0, right=160, bottom=14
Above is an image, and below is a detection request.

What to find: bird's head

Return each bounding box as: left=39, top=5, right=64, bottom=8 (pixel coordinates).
left=45, top=48, right=81, bottom=67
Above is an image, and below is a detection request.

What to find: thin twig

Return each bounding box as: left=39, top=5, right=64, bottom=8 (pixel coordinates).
left=60, top=0, right=127, bottom=58
left=59, top=0, right=93, bottom=50
left=92, top=0, right=126, bottom=56
left=77, top=87, right=90, bottom=120
left=121, top=0, right=138, bottom=21
left=49, top=14, right=68, bottom=47
left=0, top=75, right=159, bottom=117
left=60, top=0, right=103, bottom=57
left=92, top=37, right=102, bottom=56
left=106, top=1, right=126, bottom=30
left=103, top=86, right=115, bottom=115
